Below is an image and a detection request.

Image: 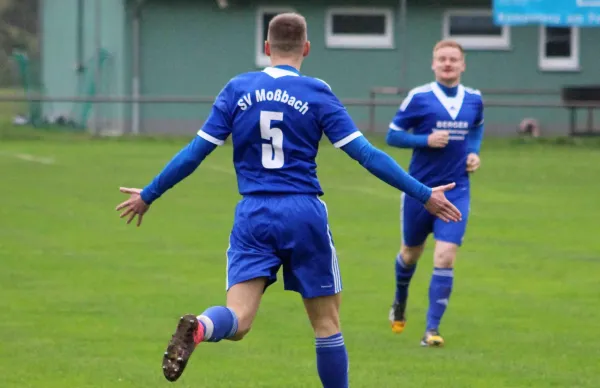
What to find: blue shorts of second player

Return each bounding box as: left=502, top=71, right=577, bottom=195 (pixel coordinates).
left=226, top=194, right=342, bottom=299
left=401, top=186, right=470, bottom=247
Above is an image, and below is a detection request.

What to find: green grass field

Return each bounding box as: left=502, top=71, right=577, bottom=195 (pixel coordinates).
left=1, top=127, right=599, bottom=387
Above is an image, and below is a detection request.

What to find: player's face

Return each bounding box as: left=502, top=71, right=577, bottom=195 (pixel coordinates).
left=431, top=47, right=465, bottom=86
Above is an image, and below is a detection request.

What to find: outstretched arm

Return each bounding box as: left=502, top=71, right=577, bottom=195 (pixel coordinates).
left=140, top=135, right=217, bottom=205
left=339, top=135, right=461, bottom=222
left=115, top=135, right=217, bottom=227
left=141, top=82, right=235, bottom=204
left=116, top=81, right=234, bottom=226
left=340, top=135, right=431, bottom=203
left=319, top=83, right=460, bottom=222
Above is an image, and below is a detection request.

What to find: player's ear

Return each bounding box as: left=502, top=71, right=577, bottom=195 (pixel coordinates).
left=303, top=41, right=310, bottom=57
left=264, top=41, right=271, bottom=56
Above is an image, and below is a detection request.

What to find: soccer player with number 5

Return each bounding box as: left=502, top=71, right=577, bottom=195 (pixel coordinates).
left=115, top=13, right=461, bottom=387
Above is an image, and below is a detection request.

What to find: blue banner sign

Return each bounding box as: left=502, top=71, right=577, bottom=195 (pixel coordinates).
left=493, top=0, right=600, bottom=26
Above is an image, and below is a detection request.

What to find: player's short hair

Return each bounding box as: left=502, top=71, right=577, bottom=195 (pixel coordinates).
left=433, top=39, right=465, bottom=56
left=267, top=12, right=307, bottom=55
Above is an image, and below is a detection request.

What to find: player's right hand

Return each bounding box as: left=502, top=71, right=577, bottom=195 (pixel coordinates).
left=424, top=183, right=462, bottom=223
left=427, top=130, right=449, bottom=148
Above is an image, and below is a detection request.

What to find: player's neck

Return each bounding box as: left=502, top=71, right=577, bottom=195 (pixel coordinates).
left=435, top=79, right=460, bottom=97
left=269, top=57, right=302, bottom=72
left=435, top=78, right=460, bottom=88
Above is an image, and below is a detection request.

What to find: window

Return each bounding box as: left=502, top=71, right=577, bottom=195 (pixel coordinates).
left=539, top=26, right=579, bottom=72
left=325, top=7, right=394, bottom=49
left=255, top=7, right=294, bottom=68
left=443, top=9, right=510, bottom=50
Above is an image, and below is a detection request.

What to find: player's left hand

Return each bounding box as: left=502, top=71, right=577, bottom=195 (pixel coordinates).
left=115, top=187, right=149, bottom=227
left=466, top=153, right=480, bottom=173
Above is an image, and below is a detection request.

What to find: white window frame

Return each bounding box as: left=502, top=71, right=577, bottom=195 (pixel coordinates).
left=443, top=9, right=510, bottom=50
left=325, top=7, right=394, bottom=49
left=538, top=26, right=580, bottom=72
left=255, top=6, right=295, bottom=68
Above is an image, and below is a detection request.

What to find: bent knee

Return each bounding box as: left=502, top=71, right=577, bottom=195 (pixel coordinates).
left=400, top=245, right=424, bottom=265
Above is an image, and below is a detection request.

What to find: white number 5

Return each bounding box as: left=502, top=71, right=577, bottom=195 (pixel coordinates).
left=260, top=110, right=285, bottom=169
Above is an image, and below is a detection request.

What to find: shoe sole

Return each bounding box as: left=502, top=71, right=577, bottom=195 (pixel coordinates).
left=162, top=314, right=198, bottom=382
left=420, top=338, right=444, bottom=347
left=391, top=321, right=406, bottom=334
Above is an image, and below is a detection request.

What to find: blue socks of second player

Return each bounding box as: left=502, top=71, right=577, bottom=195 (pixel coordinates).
left=426, top=267, right=454, bottom=331
left=394, top=254, right=455, bottom=331
left=196, top=306, right=239, bottom=342
left=316, top=333, right=349, bottom=388
left=394, top=254, right=417, bottom=306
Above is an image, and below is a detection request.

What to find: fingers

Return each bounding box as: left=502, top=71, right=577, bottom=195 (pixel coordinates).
left=467, top=162, right=480, bottom=172
left=116, top=188, right=147, bottom=227
left=429, top=131, right=449, bottom=148
left=120, top=187, right=142, bottom=195
left=115, top=200, right=131, bottom=211
left=438, top=208, right=460, bottom=223
left=434, top=200, right=462, bottom=223
left=439, top=131, right=449, bottom=143
left=466, top=155, right=480, bottom=172
left=437, top=212, right=450, bottom=223
left=117, top=205, right=145, bottom=227
left=120, top=206, right=133, bottom=219
left=446, top=202, right=462, bottom=222
left=432, top=182, right=456, bottom=192
left=435, top=137, right=448, bottom=147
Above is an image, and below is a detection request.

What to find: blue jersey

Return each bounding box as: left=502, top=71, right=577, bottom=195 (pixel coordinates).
left=197, top=65, right=360, bottom=196
left=140, top=65, right=432, bottom=206
left=389, top=82, right=484, bottom=188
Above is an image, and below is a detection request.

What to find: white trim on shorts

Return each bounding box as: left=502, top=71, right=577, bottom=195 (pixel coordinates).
left=317, top=197, right=342, bottom=294
left=225, top=235, right=232, bottom=290
left=400, top=192, right=406, bottom=246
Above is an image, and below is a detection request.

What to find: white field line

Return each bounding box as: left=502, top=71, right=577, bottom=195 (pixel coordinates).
left=0, top=151, right=55, bottom=165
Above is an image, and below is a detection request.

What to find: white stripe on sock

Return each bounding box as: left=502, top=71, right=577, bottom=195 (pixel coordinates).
left=197, top=315, right=214, bottom=340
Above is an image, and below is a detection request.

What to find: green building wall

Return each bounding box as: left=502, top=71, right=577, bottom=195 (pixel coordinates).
left=41, top=0, right=600, bottom=136
left=41, top=0, right=128, bottom=132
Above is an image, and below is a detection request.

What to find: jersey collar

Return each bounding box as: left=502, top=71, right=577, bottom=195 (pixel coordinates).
left=274, top=64, right=301, bottom=75
left=435, top=81, right=458, bottom=97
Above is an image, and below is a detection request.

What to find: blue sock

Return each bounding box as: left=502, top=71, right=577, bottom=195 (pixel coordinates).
left=426, top=267, right=454, bottom=331
left=316, top=333, right=349, bottom=388
left=197, top=306, right=238, bottom=342
left=394, top=254, right=417, bottom=305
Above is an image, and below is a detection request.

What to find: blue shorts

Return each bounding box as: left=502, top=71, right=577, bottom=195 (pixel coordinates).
left=226, top=194, right=341, bottom=299
left=401, top=186, right=470, bottom=247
